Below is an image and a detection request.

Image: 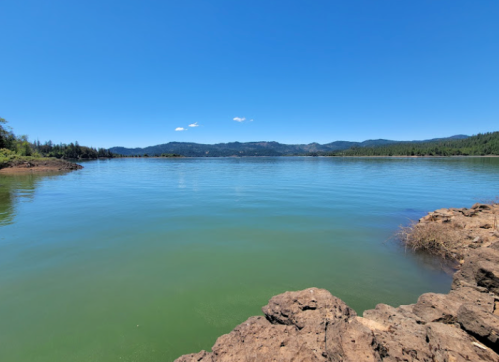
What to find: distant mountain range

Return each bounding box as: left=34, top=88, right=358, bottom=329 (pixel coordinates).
left=109, top=135, right=469, bottom=157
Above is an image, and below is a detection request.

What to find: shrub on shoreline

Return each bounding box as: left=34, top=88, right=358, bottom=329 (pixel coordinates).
left=398, top=201, right=499, bottom=264
left=0, top=148, right=56, bottom=170
left=398, top=221, right=465, bottom=261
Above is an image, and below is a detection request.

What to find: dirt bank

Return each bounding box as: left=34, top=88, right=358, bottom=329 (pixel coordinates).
left=0, top=158, right=83, bottom=174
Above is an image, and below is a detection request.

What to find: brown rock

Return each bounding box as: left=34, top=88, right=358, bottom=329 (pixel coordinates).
left=175, top=350, right=213, bottom=362
left=176, top=287, right=499, bottom=362
left=262, top=288, right=355, bottom=329
left=461, top=208, right=478, bottom=217
left=175, top=204, right=499, bottom=362
left=458, top=303, right=499, bottom=353
left=472, top=203, right=493, bottom=211
left=453, top=245, right=499, bottom=293
left=426, top=322, right=498, bottom=361
left=476, top=260, right=499, bottom=294
left=412, top=287, right=494, bottom=324
left=363, top=304, right=433, bottom=362
left=325, top=317, right=379, bottom=362
left=211, top=316, right=324, bottom=362
left=174, top=288, right=355, bottom=362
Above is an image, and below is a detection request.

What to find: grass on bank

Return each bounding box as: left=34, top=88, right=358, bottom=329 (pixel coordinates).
left=397, top=221, right=465, bottom=261
left=398, top=199, right=499, bottom=262
left=0, top=148, right=51, bottom=169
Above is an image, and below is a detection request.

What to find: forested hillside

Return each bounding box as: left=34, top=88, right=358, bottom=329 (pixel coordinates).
left=110, top=136, right=468, bottom=157
left=4, top=115, right=494, bottom=159
left=32, top=141, right=113, bottom=159
left=0, top=117, right=114, bottom=162
left=328, top=132, right=499, bottom=156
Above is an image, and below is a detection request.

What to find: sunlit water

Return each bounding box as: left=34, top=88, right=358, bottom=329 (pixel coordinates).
left=1, top=157, right=498, bottom=361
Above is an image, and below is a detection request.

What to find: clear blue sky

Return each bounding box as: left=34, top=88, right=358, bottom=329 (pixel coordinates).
left=1, top=0, right=498, bottom=148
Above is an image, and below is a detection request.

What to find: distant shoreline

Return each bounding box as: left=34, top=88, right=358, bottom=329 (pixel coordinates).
left=327, top=154, right=499, bottom=158
left=116, top=154, right=499, bottom=159
left=1, top=155, right=497, bottom=174
left=109, top=132, right=499, bottom=157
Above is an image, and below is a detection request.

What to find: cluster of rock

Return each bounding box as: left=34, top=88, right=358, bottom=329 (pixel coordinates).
left=176, top=206, right=499, bottom=362
left=1, top=158, right=83, bottom=172
left=47, top=159, right=83, bottom=171
left=417, top=203, right=499, bottom=261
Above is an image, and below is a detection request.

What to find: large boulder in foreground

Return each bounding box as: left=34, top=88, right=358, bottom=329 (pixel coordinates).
left=176, top=288, right=355, bottom=362
left=176, top=243, right=499, bottom=362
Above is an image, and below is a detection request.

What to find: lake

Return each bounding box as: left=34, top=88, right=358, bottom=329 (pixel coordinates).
left=1, top=157, right=498, bottom=362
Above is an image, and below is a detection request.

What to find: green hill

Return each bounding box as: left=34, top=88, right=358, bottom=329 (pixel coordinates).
left=329, top=132, right=499, bottom=156
left=109, top=135, right=470, bottom=157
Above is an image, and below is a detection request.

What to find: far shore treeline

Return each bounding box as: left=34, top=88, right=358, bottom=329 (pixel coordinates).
left=1, top=117, right=498, bottom=161
left=324, top=131, right=499, bottom=157
left=110, top=131, right=499, bottom=157
left=0, top=117, right=115, bottom=161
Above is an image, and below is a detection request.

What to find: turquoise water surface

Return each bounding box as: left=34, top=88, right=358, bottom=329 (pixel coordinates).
left=1, top=157, right=498, bottom=361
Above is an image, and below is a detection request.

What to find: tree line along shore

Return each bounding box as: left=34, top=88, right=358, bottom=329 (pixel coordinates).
left=324, top=131, right=499, bottom=157
left=1, top=116, right=498, bottom=172
left=0, top=117, right=121, bottom=172
left=110, top=132, right=499, bottom=157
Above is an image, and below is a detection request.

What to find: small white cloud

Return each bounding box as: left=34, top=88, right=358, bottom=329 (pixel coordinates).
left=188, top=122, right=199, bottom=127
left=175, top=127, right=186, bottom=131
left=233, top=117, right=246, bottom=122
left=249, top=119, right=254, bottom=122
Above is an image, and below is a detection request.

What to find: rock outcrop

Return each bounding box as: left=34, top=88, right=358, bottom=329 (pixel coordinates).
left=0, top=158, right=83, bottom=173
left=176, top=207, right=499, bottom=362
left=415, top=203, right=499, bottom=261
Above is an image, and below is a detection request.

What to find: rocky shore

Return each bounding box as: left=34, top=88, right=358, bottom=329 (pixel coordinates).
left=176, top=203, right=499, bottom=362
left=0, top=158, right=83, bottom=173
left=415, top=203, right=499, bottom=262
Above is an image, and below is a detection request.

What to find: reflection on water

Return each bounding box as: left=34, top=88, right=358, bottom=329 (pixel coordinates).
left=0, top=173, right=66, bottom=225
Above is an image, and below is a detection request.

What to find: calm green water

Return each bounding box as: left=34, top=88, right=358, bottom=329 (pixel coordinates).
left=1, top=157, right=498, bottom=361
